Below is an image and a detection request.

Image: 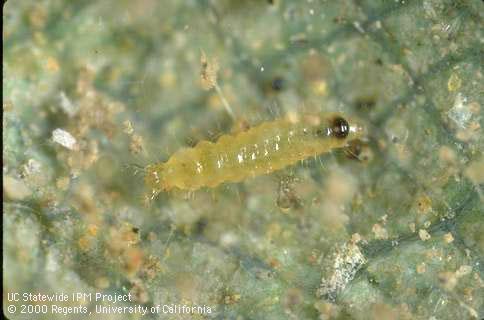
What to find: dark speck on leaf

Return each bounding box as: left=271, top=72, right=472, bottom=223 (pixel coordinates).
left=354, top=96, right=376, bottom=110
left=271, top=77, right=285, bottom=91
left=195, top=218, right=208, bottom=235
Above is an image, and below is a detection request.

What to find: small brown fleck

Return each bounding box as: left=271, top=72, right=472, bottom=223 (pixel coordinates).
left=416, top=195, right=432, bottom=214
left=443, top=233, right=454, bottom=243
left=129, top=134, right=144, bottom=154
left=416, top=263, right=426, bottom=274
left=354, top=96, right=376, bottom=110
left=200, top=50, right=219, bottom=90
left=224, top=293, right=241, bottom=305
left=447, top=73, right=462, bottom=92
left=372, top=223, right=388, bottom=240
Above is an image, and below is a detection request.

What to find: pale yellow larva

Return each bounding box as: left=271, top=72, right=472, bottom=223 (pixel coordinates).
left=145, top=113, right=364, bottom=195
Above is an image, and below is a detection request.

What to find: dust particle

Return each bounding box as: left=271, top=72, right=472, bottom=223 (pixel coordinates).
left=372, top=223, right=389, bottom=240
left=447, top=73, right=462, bottom=92
left=52, top=128, right=77, bottom=150
left=23, top=159, right=42, bottom=176
left=455, top=265, right=472, bottom=278
left=59, top=91, right=78, bottom=117
left=200, top=50, right=219, bottom=90
left=448, top=93, right=472, bottom=129
left=416, top=262, right=426, bottom=274
left=351, top=233, right=362, bottom=243
left=443, top=232, right=454, bottom=243
left=123, top=120, right=134, bottom=135
left=87, top=224, right=98, bottom=236
left=46, top=57, right=60, bottom=73
left=438, top=271, right=457, bottom=291
left=416, top=195, right=432, bottom=214
left=78, top=235, right=92, bottom=251
left=224, top=293, right=241, bottom=304
left=409, top=222, right=416, bottom=233
left=317, top=242, right=366, bottom=301
left=311, top=80, right=328, bottom=96
left=129, top=134, right=145, bottom=155
left=419, top=229, right=431, bottom=241
left=438, top=146, right=457, bottom=164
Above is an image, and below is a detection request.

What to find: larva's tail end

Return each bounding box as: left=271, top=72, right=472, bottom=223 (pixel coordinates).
left=144, top=164, right=168, bottom=199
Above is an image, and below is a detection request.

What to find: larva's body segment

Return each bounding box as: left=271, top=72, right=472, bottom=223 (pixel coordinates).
left=145, top=113, right=364, bottom=193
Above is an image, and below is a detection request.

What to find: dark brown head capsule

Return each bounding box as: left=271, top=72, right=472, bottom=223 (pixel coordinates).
left=330, top=116, right=349, bottom=139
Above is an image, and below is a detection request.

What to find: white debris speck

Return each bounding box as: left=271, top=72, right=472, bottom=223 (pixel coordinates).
left=59, top=91, right=78, bottom=117
left=455, top=265, right=472, bottom=278
left=52, top=128, right=77, bottom=150
left=443, top=232, right=454, bottom=243
left=372, top=223, right=389, bottom=240
left=23, top=159, right=41, bottom=176
left=123, top=120, right=134, bottom=135
left=353, top=21, right=365, bottom=33
left=220, top=232, right=239, bottom=248
left=317, top=242, right=366, bottom=301
left=448, top=93, right=472, bottom=129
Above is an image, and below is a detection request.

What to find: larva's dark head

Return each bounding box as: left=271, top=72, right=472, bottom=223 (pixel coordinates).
left=316, top=113, right=365, bottom=142
left=333, top=115, right=365, bottom=142
left=330, top=116, right=350, bottom=139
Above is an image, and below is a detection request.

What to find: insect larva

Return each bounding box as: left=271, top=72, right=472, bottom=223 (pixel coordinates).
left=145, top=113, right=364, bottom=194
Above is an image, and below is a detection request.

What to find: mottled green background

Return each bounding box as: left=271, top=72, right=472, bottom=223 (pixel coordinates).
left=3, top=0, right=483, bottom=319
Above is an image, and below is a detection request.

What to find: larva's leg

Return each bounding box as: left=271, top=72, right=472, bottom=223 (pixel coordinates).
left=300, top=158, right=306, bottom=169
left=124, top=163, right=147, bottom=176
left=234, top=184, right=246, bottom=207
left=317, top=154, right=327, bottom=169
left=144, top=163, right=168, bottom=199
left=182, top=191, right=191, bottom=201
left=230, top=118, right=251, bottom=134
left=210, top=189, right=217, bottom=203
left=142, top=189, right=159, bottom=208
